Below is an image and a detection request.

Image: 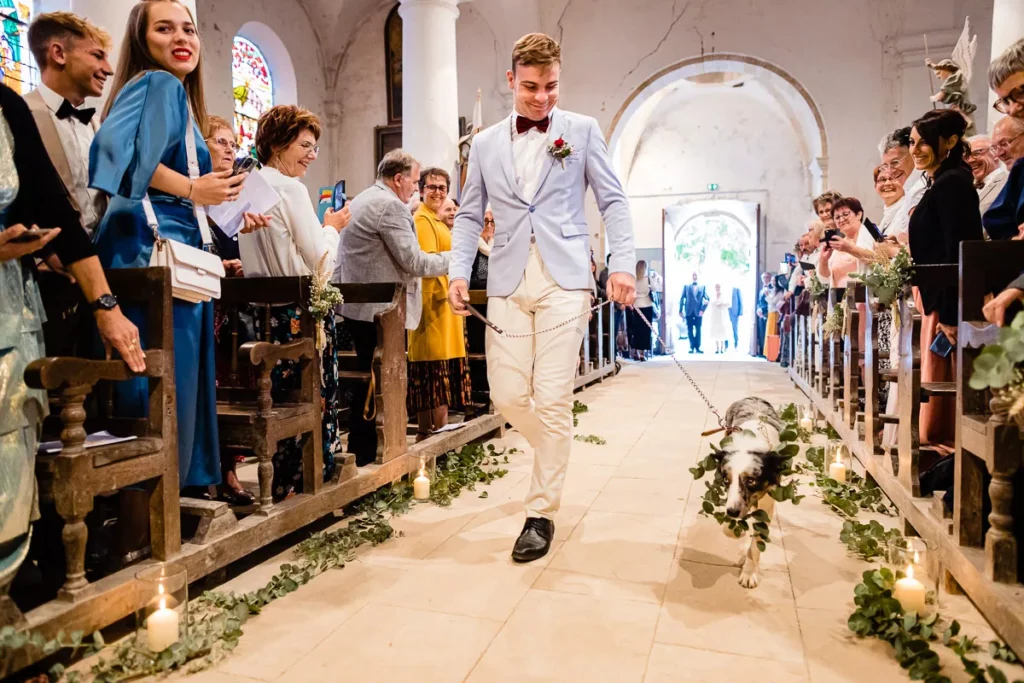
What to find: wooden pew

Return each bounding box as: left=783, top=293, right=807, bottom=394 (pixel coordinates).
left=24, top=268, right=179, bottom=605
left=216, top=277, right=332, bottom=516
left=825, top=288, right=844, bottom=411
left=956, top=240, right=1024, bottom=583
left=841, top=284, right=865, bottom=429
left=895, top=264, right=958, bottom=497
left=862, top=290, right=898, bottom=458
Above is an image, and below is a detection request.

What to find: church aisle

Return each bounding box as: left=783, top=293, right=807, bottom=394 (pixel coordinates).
left=161, top=360, right=1004, bottom=683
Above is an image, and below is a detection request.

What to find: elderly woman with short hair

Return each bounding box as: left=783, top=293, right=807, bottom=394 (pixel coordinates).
left=238, top=105, right=350, bottom=498
left=408, top=167, right=471, bottom=439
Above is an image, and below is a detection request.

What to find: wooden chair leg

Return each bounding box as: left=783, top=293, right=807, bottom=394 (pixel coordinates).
left=53, top=383, right=94, bottom=601
left=985, top=457, right=1019, bottom=582
left=255, top=438, right=274, bottom=515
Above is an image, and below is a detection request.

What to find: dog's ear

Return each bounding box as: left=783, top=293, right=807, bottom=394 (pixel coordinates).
left=760, top=448, right=796, bottom=485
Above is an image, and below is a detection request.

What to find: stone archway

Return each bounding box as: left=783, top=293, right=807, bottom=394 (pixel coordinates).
left=607, top=53, right=829, bottom=192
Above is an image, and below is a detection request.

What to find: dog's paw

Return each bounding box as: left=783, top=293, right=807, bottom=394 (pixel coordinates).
left=738, top=570, right=761, bottom=589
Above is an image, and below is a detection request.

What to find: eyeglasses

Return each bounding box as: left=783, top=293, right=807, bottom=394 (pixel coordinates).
left=298, top=141, right=319, bottom=156
left=991, top=133, right=1023, bottom=154
left=833, top=211, right=856, bottom=222
left=206, top=136, right=238, bottom=152
left=967, top=148, right=992, bottom=159
left=483, top=218, right=496, bottom=227
left=878, top=155, right=909, bottom=171
left=423, top=184, right=448, bottom=194
left=993, top=85, right=1024, bottom=114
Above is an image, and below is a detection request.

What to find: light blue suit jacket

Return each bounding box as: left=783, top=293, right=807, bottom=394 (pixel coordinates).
left=450, top=108, right=635, bottom=297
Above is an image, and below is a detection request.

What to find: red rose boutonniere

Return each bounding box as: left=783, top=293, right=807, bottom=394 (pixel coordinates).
left=548, top=137, right=574, bottom=168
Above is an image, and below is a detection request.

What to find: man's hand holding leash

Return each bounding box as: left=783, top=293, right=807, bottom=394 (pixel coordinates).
left=606, top=272, right=637, bottom=307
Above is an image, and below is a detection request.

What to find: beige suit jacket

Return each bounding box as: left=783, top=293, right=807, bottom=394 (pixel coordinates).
left=23, top=88, right=106, bottom=220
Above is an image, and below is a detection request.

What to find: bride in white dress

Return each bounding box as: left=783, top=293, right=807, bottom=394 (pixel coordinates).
left=706, top=283, right=731, bottom=354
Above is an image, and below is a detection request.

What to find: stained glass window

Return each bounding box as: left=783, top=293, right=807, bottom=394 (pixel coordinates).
left=232, top=36, right=273, bottom=159
left=1, top=0, right=37, bottom=95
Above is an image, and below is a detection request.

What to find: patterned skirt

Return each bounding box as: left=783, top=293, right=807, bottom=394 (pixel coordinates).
left=407, top=358, right=472, bottom=413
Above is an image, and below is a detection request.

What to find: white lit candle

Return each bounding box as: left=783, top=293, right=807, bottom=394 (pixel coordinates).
left=893, top=564, right=927, bottom=614
left=146, top=597, right=179, bottom=652
left=414, top=470, right=430, bottom=500
left=800, top=417, right=814, bottom=431
left=828, top=457, right=847, bottom=482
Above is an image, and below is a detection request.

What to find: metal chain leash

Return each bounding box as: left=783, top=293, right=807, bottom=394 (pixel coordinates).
left=473, top=298, right=727, bottom=431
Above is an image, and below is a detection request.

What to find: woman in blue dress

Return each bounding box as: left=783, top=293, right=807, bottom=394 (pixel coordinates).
left=90, top=0, right=246, bottom=491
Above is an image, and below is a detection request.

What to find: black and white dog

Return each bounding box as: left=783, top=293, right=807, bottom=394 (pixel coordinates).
left=718, top=397, right=787, bottom=588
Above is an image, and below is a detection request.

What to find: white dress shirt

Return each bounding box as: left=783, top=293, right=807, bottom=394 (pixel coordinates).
left=511, top=110, right=550, bottom=203
left=238, top=166, right=340, bottom=277
left=978, top=166, right=1009, bottom=215
left=37, top=82, right=100, bottom=231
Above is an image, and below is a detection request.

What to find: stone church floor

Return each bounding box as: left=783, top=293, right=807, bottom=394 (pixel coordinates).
left=158, top=359, right=1011, bottom=683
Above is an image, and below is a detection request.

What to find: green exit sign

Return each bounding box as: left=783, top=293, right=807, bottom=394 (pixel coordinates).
left=707, top=183, right=719, bottom=191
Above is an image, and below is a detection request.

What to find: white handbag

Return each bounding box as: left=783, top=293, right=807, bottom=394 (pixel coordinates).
left=145, top=109, right=225, bottom=302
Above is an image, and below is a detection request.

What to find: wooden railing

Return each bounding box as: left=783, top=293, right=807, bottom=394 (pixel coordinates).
left=787, top=241, right=1024, bottom=656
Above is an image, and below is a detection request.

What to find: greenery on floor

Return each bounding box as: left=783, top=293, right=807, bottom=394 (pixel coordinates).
left=789, top=408, right=1022, bottom=682
left=571, top=400, right=589, bottom=427
left=573, top=434, right=607, bottom=445
left=4, top=443, right=514, bottom=682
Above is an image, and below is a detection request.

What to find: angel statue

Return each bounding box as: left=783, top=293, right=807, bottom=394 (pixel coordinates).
left=926, top=17, right=978, bottom=135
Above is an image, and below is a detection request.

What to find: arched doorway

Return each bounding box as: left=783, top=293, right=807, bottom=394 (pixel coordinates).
left=606, top=54, right=827, bottom=357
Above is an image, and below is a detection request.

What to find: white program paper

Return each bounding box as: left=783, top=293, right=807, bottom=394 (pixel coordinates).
left=206, top=171, right=281, bottom=238
left=39, top=430, right=138, bottom=454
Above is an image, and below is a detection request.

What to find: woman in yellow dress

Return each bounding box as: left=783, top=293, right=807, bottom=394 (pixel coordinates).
left=408, top=168, right=471, bottom=440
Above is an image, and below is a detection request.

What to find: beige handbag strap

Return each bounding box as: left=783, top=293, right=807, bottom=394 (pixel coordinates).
left=143, top=108, right=212, bottom=246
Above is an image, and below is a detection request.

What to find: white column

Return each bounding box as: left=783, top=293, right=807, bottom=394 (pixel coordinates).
left=399, top=0, right=461, bottom=171
left=988, top=0, right=1024, bottom=121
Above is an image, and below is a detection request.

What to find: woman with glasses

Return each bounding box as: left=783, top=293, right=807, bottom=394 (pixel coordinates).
left=202, top=115, right=270, bottom=276
left=408, top=168, right=471, bottom=440
left=237, top=104, right=350, bottom=499
left=816, top=197, right=873, bottom=289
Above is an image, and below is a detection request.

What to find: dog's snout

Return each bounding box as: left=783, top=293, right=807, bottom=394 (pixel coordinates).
left=726, top=507, right=742, bottom=519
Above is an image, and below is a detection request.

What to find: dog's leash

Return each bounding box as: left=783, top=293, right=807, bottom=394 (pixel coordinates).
left=465, top=299, right=731, bottom=435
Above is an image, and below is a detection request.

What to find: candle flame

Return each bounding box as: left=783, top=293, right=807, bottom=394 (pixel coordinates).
left=158, top=597, right=166, bottom=610
left=913, top=550, right=920, bottom=564
left=418, top=468, right=426, bottom=478
left=906, top=565, right=915, bottom=581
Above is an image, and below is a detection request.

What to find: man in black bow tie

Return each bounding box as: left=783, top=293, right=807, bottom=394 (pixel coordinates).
left=26, top=11, right=112, bottom=237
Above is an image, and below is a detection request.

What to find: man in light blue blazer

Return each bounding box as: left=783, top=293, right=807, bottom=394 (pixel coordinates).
left=448, top=33, right=636, bottom=563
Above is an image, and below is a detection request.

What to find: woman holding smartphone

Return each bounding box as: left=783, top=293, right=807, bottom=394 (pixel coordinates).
left=907, top=109, right=982, bottom=449
left=90, top=0, right=242, bottom=494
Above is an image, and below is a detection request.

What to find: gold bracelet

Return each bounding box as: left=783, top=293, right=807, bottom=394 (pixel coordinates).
left=186, top=180, right=194, bottom=200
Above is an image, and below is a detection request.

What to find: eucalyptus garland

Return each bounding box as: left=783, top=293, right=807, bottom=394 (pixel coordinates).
left=572, top=400, right=589, bottom=427
left=574, top=434, right=607, bottom=445
left=688, top=404, right=804, bottom=550
left=4, top=443, right=512, bottom=682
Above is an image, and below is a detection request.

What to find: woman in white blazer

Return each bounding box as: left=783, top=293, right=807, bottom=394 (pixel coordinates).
left=239, top=105, right=349, bottom=498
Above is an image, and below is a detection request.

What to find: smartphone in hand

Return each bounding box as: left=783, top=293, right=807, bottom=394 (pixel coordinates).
left=9, top=228, right=56, bottom=243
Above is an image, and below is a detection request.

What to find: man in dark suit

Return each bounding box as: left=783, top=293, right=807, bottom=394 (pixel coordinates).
left=679, top=272, right=710, bottom=353
left=728, top=286, right=742, bottom=350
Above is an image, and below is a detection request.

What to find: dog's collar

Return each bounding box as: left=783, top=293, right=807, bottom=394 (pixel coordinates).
left=701, top=426, right=739, bottom=438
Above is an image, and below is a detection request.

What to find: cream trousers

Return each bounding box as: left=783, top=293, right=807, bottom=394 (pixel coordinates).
left=485, top=243, right=590, bottom=519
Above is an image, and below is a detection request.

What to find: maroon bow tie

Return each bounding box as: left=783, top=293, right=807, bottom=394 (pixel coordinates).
left=516, top=115, right=550, bottom=135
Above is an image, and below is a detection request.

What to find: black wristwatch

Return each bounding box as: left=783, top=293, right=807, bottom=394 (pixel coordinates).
left=91, top=293, right=119, bottom=312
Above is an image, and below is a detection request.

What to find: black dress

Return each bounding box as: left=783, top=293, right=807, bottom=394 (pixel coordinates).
left=907, top=157, right=983, bottom=325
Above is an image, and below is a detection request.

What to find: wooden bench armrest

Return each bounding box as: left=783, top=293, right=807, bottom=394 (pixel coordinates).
left=241, top=339, right=315, bottom=368
left=25, top=350, right=167, bottom=390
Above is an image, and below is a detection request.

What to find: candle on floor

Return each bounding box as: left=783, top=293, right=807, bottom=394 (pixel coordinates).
left=414, top=469, right=430, bottom=500
left=800, top=417, right=814, bottom=431
left=146, top=597, right=179, bottom=652
left=893, top=564, right=927, bottom=614
left=828, top=456, right=847, bottom=482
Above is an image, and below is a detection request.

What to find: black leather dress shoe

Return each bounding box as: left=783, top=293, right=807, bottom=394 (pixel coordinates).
left=512, top=517, right=555, bottom=563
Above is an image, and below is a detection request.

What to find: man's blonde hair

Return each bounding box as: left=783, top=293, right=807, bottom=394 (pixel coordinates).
left=28, top=11, right=111, bottom=68
left=511, top=33, right=561, bottom=73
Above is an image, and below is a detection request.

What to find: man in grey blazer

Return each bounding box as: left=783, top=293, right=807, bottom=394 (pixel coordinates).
left=448, top=33, right=636, bottom=563
left=334, top=150, right=449, bottom=466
